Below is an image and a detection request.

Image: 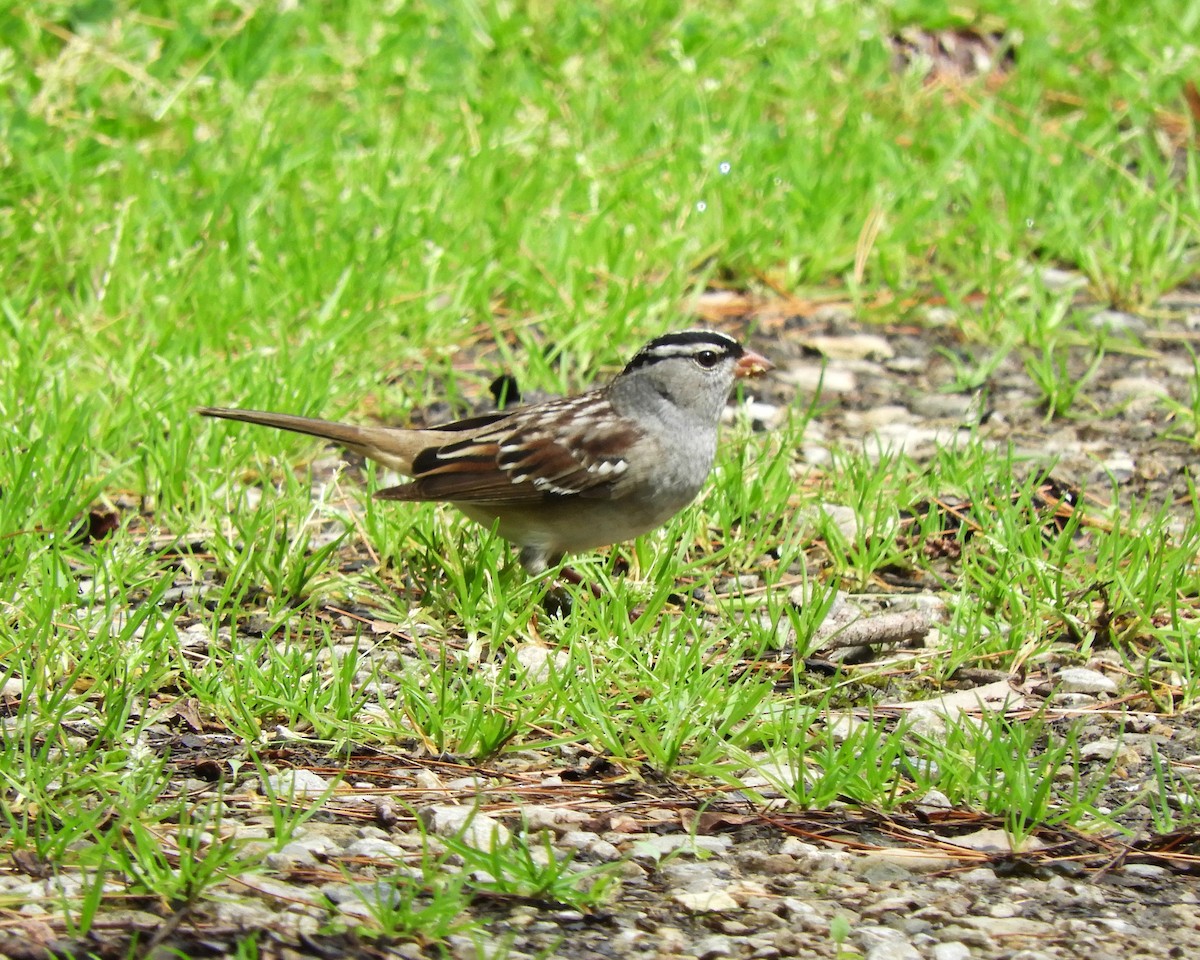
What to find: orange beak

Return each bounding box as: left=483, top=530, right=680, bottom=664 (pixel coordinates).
left=735, top=348, right=773, bottom=379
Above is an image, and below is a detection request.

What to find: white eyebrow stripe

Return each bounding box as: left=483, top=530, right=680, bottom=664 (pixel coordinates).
left=647, top=344, right=726, bottom=358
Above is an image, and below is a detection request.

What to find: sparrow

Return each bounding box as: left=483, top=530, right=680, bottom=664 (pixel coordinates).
left=199, top=330, right=772, bottom=575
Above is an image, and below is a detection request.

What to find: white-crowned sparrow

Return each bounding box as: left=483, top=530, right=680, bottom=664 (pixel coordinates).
left=199, top=330, right=772, bottom=575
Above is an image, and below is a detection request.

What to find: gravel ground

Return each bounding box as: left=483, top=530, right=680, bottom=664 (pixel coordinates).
left=6, top=285, right=1200, bottom=960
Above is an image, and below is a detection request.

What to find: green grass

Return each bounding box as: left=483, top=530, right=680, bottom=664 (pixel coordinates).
left=3, top=0, right=1200, bottom=951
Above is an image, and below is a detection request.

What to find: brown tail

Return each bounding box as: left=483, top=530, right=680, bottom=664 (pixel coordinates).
left=197, top=406, right=424, bottom=475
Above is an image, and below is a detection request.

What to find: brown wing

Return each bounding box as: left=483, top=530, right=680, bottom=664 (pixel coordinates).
left=375, top=394, right=642, bottom=504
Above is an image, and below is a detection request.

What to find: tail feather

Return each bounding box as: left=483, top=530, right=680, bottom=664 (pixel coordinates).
left=197, top=406, right=422, bottom=475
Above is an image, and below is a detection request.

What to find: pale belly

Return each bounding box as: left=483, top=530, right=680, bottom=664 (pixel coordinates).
left=454, top=487, right=700, bottom=557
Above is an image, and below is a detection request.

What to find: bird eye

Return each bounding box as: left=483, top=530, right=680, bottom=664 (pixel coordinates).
left=695, top=350, right=720, bottom=369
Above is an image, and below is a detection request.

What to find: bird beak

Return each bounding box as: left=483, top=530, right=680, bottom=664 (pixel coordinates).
left=735, top=348, right=773, bottom=379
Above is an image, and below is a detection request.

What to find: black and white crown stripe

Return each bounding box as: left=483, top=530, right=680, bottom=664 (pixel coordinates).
left=622, top=330, right=744, bottom=373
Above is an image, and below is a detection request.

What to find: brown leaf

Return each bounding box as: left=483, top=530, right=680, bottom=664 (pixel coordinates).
left=74, top=508, right=120, bottom=544
left=11, top=849, right=51, bottom=879
left=158, top=697, right=205, bottom=731
left=1184, top=81, right=1200, bottom=128
left=690, top=809, right=755, bottom=834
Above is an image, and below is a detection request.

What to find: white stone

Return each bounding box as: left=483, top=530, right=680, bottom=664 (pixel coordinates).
left=1100, top=456, right=1136, bottom=481
left=794, top=502, right=864, bottom=541
left=857, top=924, right=921, bottom=960
left=1080, top=738, right=1140, bottom=765
left=264, top=770, right=332, bottom=799
left=778, top=362, right=858, bottom=394
left=825, top=712, right=870, bottom=741
left=344, top=837, right=404, bottom=859
left=740, top=400, right=785, bottom=429
left=631, top=834, right=732, bottom=861
left=671, top=890, right=739, bottom=913
left=1057, top=667, right=1118, bottom=695
left=418, top=805, right=510, bottom=850
left=265, top=851, right=310, bottom=871
left=521, top=805, right=591, bottom=832
left=946, top=828, right=1044, bottom=854
left=514, top=644, right=569, bottom=682
left=802, top=334, right=894, bottom=361
left=692, top=933, right=736, bottom=958
left=1039, top=267, right=1087, bottom=290
left=914, top=789, right=953, bottom=813
left=413, top=769, right=443, bottom=790
left=1109, top=376, right=1169, bottom=400
left=281, top=836, right=340, bottom=861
